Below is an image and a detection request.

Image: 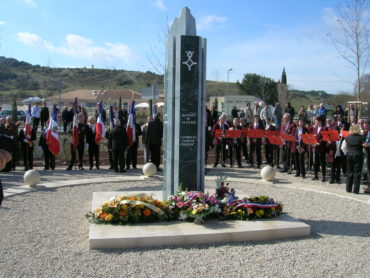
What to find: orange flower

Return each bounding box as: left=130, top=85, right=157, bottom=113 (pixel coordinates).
left=143, top=208, right=151, bottom=216
left=99, top=212, right=108, bottom=219
left=128, top=196, right=136, bottom=200
left=119, top=210, right=127, bottom=216
left=134, top=209, right=141, bottom=215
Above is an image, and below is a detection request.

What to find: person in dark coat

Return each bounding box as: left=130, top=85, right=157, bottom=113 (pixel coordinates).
left=249, top=115, right=264, bottom=168
left=231, top=106, right=239, bottom=119
left=344, top=125, right=365, bottom=194
left=18, top=127, right=37, bottom=171
left=118, top=107, right=128, bottom=126
left=105, top=127, right=114, bottom=169
left=109, top=119, right=129, bottom=173
left=67, top=107, right=74, bottom=130
left=66, top=114, right=86, bottom=170
left=126, top=123, right=142, bottom=170
left=285, top=102, right=295, bottom=120
left=61, top=106, right=69, bottom=133
left=212, top=114, right=229, bottom=167
left=86, top=116, right=100, bottom=170
left=147, top=114, right=163, bottom=171
left=211, top=107, right=219, bottom=126
left=363, top=120, right=370, bottom=193
left=5, top=117, right=20, bottom=171
left=228, top=118, right=242, bottom=168
left=40, top=102, right=49, bottom=130
left=239, top=117, right=249, bottom=162
left=0, top=148, right=12, bottom=207
left=332, top=105, right=344, bottom=121
left=292, top=119, right=309, bottom=178
left=39, top=120, right=55, bottom=170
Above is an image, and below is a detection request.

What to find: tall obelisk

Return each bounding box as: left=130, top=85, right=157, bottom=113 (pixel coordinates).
left=163, top=7, right=207, bottom=198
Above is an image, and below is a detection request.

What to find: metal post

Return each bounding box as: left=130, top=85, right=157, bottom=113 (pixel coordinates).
left=226, top=68, right=232, bottom=117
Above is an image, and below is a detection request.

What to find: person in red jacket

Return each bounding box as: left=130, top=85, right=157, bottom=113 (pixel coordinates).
left=312, top=117, right=329, bottom=181
left=281, top=113, right=296, bottom=173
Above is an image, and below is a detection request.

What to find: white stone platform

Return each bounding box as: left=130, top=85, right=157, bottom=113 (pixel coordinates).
left=89, top=191, right=311, bottom=249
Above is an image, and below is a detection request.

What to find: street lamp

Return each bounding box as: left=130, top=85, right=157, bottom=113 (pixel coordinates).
left=226, top=68, right=233, bottom=116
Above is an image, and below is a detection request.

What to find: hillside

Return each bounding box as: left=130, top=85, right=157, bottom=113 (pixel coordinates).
left=0, top=56, right=332, bottom=107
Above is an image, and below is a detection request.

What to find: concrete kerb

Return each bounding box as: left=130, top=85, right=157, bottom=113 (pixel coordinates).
left=3, top=173, right=370, bottom=205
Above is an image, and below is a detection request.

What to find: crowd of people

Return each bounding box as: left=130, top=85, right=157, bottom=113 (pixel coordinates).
left=0, top=102, right=163, bottom=175
left=209, top=101, right=370, bottom=194
left=0, top=100, right=369, bottom=197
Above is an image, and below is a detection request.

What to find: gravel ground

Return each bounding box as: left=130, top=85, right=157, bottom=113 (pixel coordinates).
left=1, top=175, right=369, bottom=278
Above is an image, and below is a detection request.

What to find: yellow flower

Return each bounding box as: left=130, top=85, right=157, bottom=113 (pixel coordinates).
left=271, top=207, right=275, bottom=211
left=192, top=209, right=198, bottom=215
left=258, top=209, right=264, bottom=216
left=247, top=208, right=253, bottom=214
left=121, top=204, right=128, bottom=210
left=104, top=214, right=114, bottom=222
left=231, top=212, right=237, bottom=215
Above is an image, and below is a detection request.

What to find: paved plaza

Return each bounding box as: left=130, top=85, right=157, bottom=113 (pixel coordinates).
left=1, top=166, right=369, bottom=277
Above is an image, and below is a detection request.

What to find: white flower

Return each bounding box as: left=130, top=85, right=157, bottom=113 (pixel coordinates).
left=179, top=211, right=188, bottom=220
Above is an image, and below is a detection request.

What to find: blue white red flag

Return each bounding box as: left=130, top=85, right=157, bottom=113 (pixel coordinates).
left=109, top=105, right=115, bottom=129
left=72, top=97, right=79, bottom=147
left=95, top=101, right=105, bottom=144
left=152, top=104, right=158, bottom=119
left=126, top=101, right=136, bottom=146
left=46, top=104, right=60, bottom=156
left=25, top=102, right=33, bottom=143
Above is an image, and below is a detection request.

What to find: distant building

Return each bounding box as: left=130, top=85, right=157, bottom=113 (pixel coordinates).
left=209, top=95, right=261, bottom=116
left=46, top=89, right=141, bottom=108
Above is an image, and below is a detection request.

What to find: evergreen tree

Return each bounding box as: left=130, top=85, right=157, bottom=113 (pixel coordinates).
left=281, top=68, right=287, bottom=85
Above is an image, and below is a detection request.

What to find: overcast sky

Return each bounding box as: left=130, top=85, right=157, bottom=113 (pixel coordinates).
left=0, top=0, right=366, bottom=94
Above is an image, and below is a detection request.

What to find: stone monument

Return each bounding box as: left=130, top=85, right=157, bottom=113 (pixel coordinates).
left=163, top=7, right=206, bottom=198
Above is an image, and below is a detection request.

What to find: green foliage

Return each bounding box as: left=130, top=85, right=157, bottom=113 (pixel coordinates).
left=237, top=73, right=278, bottom=104
left=281, top=68, right=287, bottom=84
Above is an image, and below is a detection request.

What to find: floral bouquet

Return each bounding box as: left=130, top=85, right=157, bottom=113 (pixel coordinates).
left=216, top=181, right=283, bottom=220
left=87, top=178, right=284, bottom=226
left=166, top=190, right=221, bottom=224
left=86, top=193, right=168, bottom=225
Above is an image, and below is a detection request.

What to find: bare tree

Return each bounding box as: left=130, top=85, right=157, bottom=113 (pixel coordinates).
left=328, top=0, right=370, bottom=100
left=146, top=18, right=170, bottom=75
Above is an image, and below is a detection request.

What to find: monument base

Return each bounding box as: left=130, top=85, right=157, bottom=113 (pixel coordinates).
left=89, top=192, right=310, bottom=249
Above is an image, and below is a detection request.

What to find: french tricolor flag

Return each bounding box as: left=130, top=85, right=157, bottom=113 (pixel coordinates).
left=109, top=105, right=115, bottom=129
left=25, top=102, right=33, bottom=143
left=126, top=101, right=136, bottom=146
left=46, top=104, right=60, bottom=156
left=95, top=102, right=105, bottom=144
left=72, top=97, right=79, bottom=147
